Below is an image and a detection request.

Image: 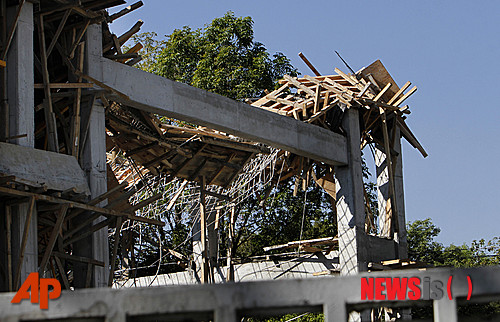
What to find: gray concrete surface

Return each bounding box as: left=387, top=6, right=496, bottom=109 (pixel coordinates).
left=2, top=265, right=499, bottom=322
left=0, top=142, right=90, bottom=194
left=92, top=58, right=348, bottom=166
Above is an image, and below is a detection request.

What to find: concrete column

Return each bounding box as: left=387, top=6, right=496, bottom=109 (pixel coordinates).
left=7, top=2, right=34, bottom=147
left=5, top=2, right=37, bottom=290
left=334, top=108, right=367, bottom=275
left=73, top=23, right=108, bottom=288
left=375, top=125, right=407, bottom=257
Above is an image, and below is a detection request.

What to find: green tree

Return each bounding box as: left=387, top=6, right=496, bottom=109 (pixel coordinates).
left=132, top=11, right=297, bottom=101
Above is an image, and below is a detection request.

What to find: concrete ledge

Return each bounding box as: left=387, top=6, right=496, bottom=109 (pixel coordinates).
left=0, top=142, right=90, bottom=195
left=97, top=58, right=348, bottom=165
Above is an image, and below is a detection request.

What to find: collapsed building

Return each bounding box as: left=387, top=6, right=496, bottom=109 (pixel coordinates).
left=2, top=1, right=498, bottom=321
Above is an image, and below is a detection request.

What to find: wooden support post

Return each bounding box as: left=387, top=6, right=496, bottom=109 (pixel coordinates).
left=71, top=43, right=85, bottom=159
left=379, top=109, right=399, bottom=239
left=6, top=205, right=12, bottom=291
left=40, top=204, right=70, bottom=275
left=108, top=217, right=122, bottom=287
left=226, top=206, right=236, bottom=282
left=37, top=15, right=59, bottom=152
left=13, top=196, right=35, bottom=289
left=199, top=176, right=209, bottom=284
left=46, top=9, right=71, bottom=57
left=53, top=255, right=70, bottom=289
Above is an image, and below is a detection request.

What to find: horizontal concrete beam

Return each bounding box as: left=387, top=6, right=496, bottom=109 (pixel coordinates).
left=94, top=58, right=347, bottom=165
left=0, top=142, right=90, bottom=195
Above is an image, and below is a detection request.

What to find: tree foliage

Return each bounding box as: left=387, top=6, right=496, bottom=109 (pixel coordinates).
left=131, top=12, right=297, bottom=100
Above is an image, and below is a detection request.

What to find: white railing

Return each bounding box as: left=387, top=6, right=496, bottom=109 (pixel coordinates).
left=1, top=266, right=499, bottom=321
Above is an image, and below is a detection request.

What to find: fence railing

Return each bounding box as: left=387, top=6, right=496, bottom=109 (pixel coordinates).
left=1, top=266, right=499, bottom=321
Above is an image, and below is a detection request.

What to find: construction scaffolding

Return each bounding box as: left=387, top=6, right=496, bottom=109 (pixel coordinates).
left=0, top=0, right=427, bottom=295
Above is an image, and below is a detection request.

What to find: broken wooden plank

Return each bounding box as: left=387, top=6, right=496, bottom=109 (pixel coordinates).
left=298, top=52, right=321, bottom=76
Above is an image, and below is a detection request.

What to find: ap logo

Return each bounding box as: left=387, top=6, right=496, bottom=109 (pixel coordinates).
left=11, top=273, right=61, bottom=309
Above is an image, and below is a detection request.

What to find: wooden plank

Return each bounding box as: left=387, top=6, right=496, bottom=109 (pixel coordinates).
left=108, top=216, right=122, bottom=286
left=396, top=116, right=428, bottom=157
left=34, top=83, right=94, bottom=89
left=200, top=136, right=270, bottom=154
left=0, top=186, right=164, bottom=226
left=13, top=196, right=35, bottom=289
left=283, top=75, right=315, bottom=96
left=307, top=99, right=339, bottom=124
left=203, top=190, right=231, bottom=201
left=200, top=176, right=209, bottom=284
left=313, top=84, right=321, bottom=113
left=53, top=256, right=70, bottom=289
left=6, top=205, right=12, bottom=291
left=1, top=0, right=26, bottom=60
left=359, top=60, right=400, bottom=102
left=393, top=86, right=417, bottom=107
left=373, top=82, right=392, bottom=102
left=380, top=109, right=399, bottom=237
left=46, top=9, right=71, bottom=57
left=128, top=192, right=163, bottom=213
left=39, top=204, right=69, bottom=274
left=298, top=52, right=321, bottom=76
left=124, top=141, right=159, bottom=157
left=108, top=1, right=144, bottom=22
left=68, top=19, right=91, bottom=59
left=166, top=180, right=188, bottom=211
left=387, top=81, right=411, bottom=105
left=37, top=15, right=59, bottom=152
left=63, top=217, right=114, bottom=247
left=52, top=251, right=104, bottom=267
left=71, top=43, right=85, bottom=159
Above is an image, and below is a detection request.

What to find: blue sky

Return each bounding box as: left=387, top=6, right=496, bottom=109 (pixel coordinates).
left=109, top=1, right=500, bottom=246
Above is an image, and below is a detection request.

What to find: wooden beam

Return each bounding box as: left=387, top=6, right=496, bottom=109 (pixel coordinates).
left=34, top=83, right=94, bottom=89
left=1, top=0, right=26, bottom=60
left=200, top=176, right=209, bottom=284
left=13, top=196, right=35, bottom=289
left=0, top=186, right=164, bottom=226
left=380, top=108, right=399, bottom=238
left=373, top=82, right=392, bottom=102
left=46, top=9, right=71, bottom=57
left=39, top=204, right=69, bottom=274
left=53, top=255, right=70, bottom=289
left=166, top=180, right=188, bottom=211
left=108, top=216, right=122, bottom=286
left=393, top=86, right=417, bottom=107
left=6, top=205, right=12, bottom=291
left=71, top=43, right=85, bottom=159
left=37, top=15, right=59, bottom=152
left=108, top=1, right=144, bottom=22
left=52, top=251, right=104, bottom=267
left=387, top=81, right=411, bottom=105
left=298, top=52, right=321, bottom=76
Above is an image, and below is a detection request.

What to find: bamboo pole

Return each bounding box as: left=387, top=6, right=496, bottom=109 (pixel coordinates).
left=108, top=217, right=123, bottom=286
left=13, top=196, right=36, bottom=289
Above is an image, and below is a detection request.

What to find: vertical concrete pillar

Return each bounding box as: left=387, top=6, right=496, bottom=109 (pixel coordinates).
left=7, top=2, right=34, bottom=148
left=375, top=125, right=407, bottom=258
left=334, top=108, right=367, bottom=276
left=5, top=2, right=37, bottom=289
left=73, top=23, right=108, bottom=288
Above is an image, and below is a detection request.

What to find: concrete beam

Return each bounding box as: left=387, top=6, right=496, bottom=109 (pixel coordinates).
left=0, top=142, right=90, bottom=195
left=93, top=58, right=348, bottom=166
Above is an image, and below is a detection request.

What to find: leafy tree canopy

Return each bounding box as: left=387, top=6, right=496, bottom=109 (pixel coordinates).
left=131, top=12, right=297, bottom=100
